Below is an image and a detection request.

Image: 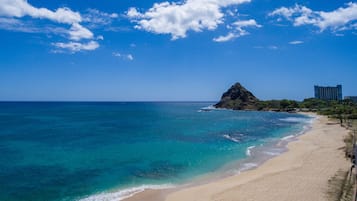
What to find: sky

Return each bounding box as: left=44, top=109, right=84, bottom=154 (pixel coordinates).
left=0, top=0, right=356, bottom=101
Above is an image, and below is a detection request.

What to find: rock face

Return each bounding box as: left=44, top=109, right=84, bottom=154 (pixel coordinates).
left=215, top=82, right=260, bottom=110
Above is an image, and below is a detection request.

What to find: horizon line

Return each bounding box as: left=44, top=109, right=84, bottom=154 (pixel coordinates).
left=0, top=100, right=218, bottom=103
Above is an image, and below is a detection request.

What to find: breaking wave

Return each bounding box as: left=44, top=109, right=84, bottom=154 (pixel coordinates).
left=78, top=184, right=174, bottom=201
left=223, top=134, right=241, bottom=143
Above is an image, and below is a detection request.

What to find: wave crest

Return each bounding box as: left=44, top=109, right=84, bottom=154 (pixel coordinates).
left=246, top=146, right=256, bottom=156
left=279, top=117, right=310, bottom=123
left=223, top=134, right=240, bottom=143
left=197, top=105, right=216, bottom=112
left=78, top=184, right=174, bottom=201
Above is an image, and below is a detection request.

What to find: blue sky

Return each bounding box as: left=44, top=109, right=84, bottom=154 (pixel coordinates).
left=0, top=0, right=356, bottom=101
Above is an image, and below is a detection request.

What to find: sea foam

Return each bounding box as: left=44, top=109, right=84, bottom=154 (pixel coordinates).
left=197, top=105, right=216, bottom=112
left=279, top=117, right=310, bottom=123
left=281, top=135, right=295, bottom=141
left=239, top=163, right=258, bottom=172
left=223, top=134, right=240, bottom=143
left=78, top=184, right=174, bottom=201
left=246, top=146, right=256, bottom=156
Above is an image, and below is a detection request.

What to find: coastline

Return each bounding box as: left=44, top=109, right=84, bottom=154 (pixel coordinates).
left=124, top=113, right=350, bottom=201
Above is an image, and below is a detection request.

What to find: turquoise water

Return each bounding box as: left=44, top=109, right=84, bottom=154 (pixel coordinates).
left=0, top=102, right=311, bottom=201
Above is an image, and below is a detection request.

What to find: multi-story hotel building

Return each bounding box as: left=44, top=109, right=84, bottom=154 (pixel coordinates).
left=314, top=85, right=342, bottom=101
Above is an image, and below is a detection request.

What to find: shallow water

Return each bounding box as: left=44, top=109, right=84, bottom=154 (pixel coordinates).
left=0, top=102, right=311, bottom=201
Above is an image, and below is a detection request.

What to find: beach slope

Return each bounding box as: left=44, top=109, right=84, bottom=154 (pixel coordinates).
left=125, top=115, right=350, bottom=201
left=163, top=115, right=350, bottom=201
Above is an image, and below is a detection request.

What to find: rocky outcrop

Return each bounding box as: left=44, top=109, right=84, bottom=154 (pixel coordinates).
left=215, top=82, right=260, bottom=110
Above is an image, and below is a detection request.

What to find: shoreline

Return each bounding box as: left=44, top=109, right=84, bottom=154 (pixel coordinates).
left=124, top=113, right=350, bottom=201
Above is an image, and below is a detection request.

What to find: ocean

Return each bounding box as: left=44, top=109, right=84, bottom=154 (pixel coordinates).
left=0, top=102, right=312, bottom=201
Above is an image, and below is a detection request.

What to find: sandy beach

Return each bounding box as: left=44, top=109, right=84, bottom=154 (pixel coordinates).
left=125, top=114, right=351, bottom=201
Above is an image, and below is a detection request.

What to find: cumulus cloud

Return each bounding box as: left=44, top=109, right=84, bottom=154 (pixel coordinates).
left=113, top=52, right=134, bottom=61
left=0, top=0, right=104, bottom=52
left=0, top=0, right=82, bottom=24
left=127, top=7, right=143, bottom=19
left=270, top=2, right=357, bottom=32
left=213, top=19, right=261, bottom=42
left=69, top=23, right=94, bottom=41
left=289, top=40, right=303, bottom=45
left=127, top=0, right=251, bottom=40
left=52, top=41, right=99, bottom=52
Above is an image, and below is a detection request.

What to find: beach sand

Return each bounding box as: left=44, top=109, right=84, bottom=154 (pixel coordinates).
left=125, top=114, right=351, bottom=201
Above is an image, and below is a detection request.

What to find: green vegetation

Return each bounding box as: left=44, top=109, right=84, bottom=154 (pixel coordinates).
left=256, top=99, right=299, bottom=112
left=300, top=98, right=357, bottom=120
left=215, top=82, right=357, bottom=118
left=256, top=98, right=357, bottom=119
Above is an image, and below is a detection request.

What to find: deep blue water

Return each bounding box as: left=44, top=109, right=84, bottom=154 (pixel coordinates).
left=0, top=102, right=311, bottom=201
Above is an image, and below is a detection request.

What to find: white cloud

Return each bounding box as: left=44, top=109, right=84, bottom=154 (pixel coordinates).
left=253, top=45, right=278, bottom=50
left=0, top=0, right=103, bottom=52
left=270, top=2, right=357, bottom=32
left=232, top=19, right=261, bottom=35
left=69, top=23, right=94, bottom=41
left=127, top=7, right=143, bottom=18
left=83, top=8, right=118, bottom=28
left=213, top=19, right=261, bottom=42
left=233, top=19, right=260, bottom=27
left=113, top=52, right=121, bottom=57
left=0, top=0, right=82, bottom=24
left=0, top=17, right=37, bottom=32
left=289, top=40, right=303, bottom=45
left=268, top=45, right=278, bottom=50
left=113, top=52, right=134, bottom=61
left=0, top=17, right=69, bottom=35
left=127, top=54, right=134, bottom=61
left=53, top=41, right=99, bottom=52
left=127, top=0, right=251, bottom=40
left=213, top=33, right=236, bottom=42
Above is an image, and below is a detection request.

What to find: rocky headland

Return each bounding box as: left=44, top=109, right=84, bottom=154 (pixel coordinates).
left=214, top=82, right=260, bottom=110
left=215, top=82, right=298, bottom=112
